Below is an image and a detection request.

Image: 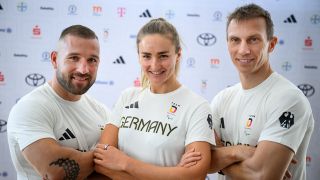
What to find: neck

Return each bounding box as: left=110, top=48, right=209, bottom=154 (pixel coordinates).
left=150, top=79, right=181, bottom=94
left=239, top=65, right=273, bottom=90
left=49, top=77, right=81, bottom=101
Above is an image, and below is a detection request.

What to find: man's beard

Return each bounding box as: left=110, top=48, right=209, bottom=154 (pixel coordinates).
left=56, top=69, right=95, bottom=95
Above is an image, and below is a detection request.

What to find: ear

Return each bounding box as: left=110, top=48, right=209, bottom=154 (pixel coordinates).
left=176, top=48, right=182, bottom=62
left=268, top=36, right=278, bottom=53
left=51, top=51, right=58, bottom=69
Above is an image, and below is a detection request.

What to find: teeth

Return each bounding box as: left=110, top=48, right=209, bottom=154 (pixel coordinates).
left=239, top=59, right=251, bottom=63
left=151, top=71, right=162, bottom=75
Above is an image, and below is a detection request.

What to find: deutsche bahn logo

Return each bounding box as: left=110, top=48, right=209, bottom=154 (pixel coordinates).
left=58, top=128, right=76, bottom=141
left=113, top=56, right=125, bottom=64
left=139, top=9, right=152, bottom=18
left=284, top=14, right=297, bottom=23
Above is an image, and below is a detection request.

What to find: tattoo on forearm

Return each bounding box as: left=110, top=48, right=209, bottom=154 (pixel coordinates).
left=49, top=158, right=80, bottom=180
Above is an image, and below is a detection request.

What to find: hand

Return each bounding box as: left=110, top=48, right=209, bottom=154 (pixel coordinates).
left=283, top=158, right=297, bottom=180
left=93, top=144, right=129, bottom=172
left=177, top=148, right=202, bottom=168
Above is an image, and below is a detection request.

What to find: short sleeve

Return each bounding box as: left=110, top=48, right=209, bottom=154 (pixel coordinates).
left=8, top=99, right=56, bottom=150
left=185, top=102, right=216, bottom=146
left=258, top=89, right=313, bottom=153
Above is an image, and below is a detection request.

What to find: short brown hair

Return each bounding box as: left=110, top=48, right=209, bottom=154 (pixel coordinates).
left=59, top=25, right=98, bottom=40
left=227, top=4, right=274, bottom=40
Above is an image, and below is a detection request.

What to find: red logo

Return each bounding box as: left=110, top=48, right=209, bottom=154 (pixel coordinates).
left=134, top=77, right=140, bottom=87
left=0, top=72, right=4, bottom=84
left=304, top=36, right=312, bottom=47
left=93, top=5, right=102, bottom=15
left=33, top=25, right=41, bottom=36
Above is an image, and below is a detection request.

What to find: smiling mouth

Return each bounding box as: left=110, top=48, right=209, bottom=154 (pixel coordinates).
left=150, top=71, right=164, bottom=75
left=237, top=58, right=254, bottom=64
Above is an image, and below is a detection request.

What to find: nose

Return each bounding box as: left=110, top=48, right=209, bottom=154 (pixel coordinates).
left=238, top=41, right=250, bottom=55
left=77, top=60, right=89, bottom=74
left=150, top=58, right=160, bottom=68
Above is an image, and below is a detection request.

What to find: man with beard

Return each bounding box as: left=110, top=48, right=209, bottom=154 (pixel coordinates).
left=7, top=25, right=118, bottom=180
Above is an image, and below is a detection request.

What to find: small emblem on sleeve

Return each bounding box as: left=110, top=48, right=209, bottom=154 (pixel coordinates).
left=207, top=114, right=213, bottom=129
left=279, top=112, right=294, bottom=129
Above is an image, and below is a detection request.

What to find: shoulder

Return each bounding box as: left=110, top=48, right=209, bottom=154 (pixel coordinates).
left=211, top=83, right=241, bottom=104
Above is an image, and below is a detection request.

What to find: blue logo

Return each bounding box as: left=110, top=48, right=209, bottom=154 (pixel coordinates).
left=281, top=61, right=292, bottom=71
left=68, top=5, right=77, bottom=15
left=213, top=11, right=222, bottom=21
left=165, top=10, right=175, bottom=19
left=17, top=2, right=27, bottom=12
left=310, top=14, right=320, bottom=25
left=42, top=51, right=50, bottom=62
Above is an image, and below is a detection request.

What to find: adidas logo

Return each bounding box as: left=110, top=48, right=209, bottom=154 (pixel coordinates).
left=139, top=9, right=152, bottom=18
left=284, top=14, right=297, bottom=23
left=113, top=56, right=125, bottom=64
left=58, top=128, right=76, bottom=141
left=0, top=3, right=3, bottom=10
left=125, top=101, right=139, bottom=109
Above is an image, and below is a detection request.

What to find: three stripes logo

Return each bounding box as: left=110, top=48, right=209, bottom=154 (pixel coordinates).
left=59, top=128, right=76, bottom=141
left=220, top=117, right=225, bottom=129
left=139, top=9, right=152, bottom=18
left=284, top=14, right=297, bottom=23
left=125, top=101, right=139, bottom=109
left=113, top=56, right=125, bottom=64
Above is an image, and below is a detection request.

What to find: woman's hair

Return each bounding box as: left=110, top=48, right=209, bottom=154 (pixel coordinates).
left=136, top=18, right=181, bottom=89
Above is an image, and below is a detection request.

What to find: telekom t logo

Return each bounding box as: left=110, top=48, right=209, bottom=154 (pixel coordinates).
left=118, top=7, right=126, bottom=17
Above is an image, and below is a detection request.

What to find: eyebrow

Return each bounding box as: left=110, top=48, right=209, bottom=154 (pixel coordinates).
left=67, top=53, right=99, bottom=59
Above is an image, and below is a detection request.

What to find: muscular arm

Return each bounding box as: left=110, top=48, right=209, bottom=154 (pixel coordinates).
left=221, top=141, right=294, bottom=180
left=22, top=138, right=94, bottom=180
left=209, top=145, right=255, bottom=173
left=94, top=141, right=211, bottom=180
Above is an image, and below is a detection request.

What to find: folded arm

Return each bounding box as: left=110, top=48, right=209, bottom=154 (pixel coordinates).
left=94, top=141, right=211, bottom=180
left=22, top=138, right=94, bottom=180
left=221, top=140, right=294, bottom=180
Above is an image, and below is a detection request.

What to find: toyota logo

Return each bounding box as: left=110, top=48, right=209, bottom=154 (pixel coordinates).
left=197, top=33, right=216, bottom=46
left=297, top=84, right=315, bottom=97
left=25, top=73, right=46, bottom=87
left=0, top=119, right=7, bottom=133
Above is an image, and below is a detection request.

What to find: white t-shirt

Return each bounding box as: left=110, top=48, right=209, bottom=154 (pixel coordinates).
left=113, top=85, right=216, bottom=167
left=211, top=72, right=314, bottom=180
left=7, top=83, right=117, bottom=180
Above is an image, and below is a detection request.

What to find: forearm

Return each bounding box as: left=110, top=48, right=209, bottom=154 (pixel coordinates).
left=221, top=159, right=261, bottom=180
left=125, top=157, right=207, bottom=180
left=209, top=145, right=254, bottom=173
left=23, top=139, right=94, bottom=180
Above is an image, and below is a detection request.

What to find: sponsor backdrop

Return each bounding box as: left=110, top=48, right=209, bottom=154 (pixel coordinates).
left=0, top=0, right=319, bottom=179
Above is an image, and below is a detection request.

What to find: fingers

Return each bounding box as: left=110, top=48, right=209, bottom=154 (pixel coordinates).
left=291, top=158, right=297, bottom=164
left=284, top=170, right=292, bottom=179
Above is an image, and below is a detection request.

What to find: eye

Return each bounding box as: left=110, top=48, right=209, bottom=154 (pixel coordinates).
left=88, top=58, right=98, bottom=64
left=69, top=56, right=79, bottom=61
left=248, top=37, right=259, bottom=44
left=159, top=54, right=169, bottom=59
left=142, top=54, right=151, bottom=60
left=229, top=37, right=240, bottom=44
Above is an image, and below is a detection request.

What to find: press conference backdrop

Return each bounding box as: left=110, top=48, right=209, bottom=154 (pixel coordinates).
left=0, top=0, right=319, bottom=179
